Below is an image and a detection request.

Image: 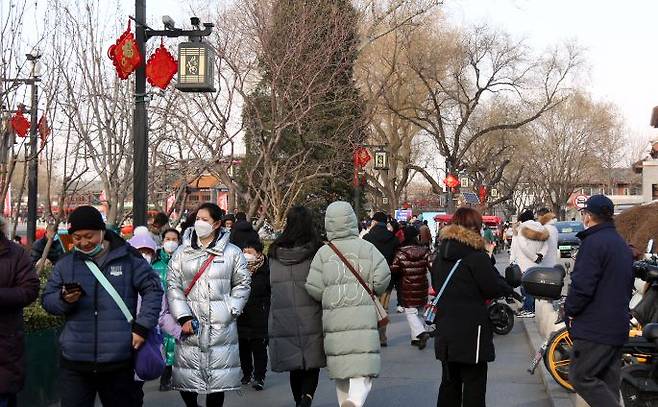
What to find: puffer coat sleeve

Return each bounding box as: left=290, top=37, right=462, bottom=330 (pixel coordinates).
left=166, top=248, right=193, bottom=322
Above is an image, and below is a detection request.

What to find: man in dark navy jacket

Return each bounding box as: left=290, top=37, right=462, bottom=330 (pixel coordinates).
left=565, top=195, right=634, bottom=407
left=42, top=206, right=162, bottom=407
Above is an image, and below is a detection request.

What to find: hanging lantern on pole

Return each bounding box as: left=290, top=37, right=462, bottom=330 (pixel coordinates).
left=176, top=41, right=216, bottom=92
left=443, top=174, right=460, bottom=189
left=353, top=147, right=372, bottom=168
left=373, top=148, right=389, bottom=170
left=11, top=106, right=30, bottom=137
left=108, top=20, right=142, bottom=80
left=146, top=40, right=178, bottom=89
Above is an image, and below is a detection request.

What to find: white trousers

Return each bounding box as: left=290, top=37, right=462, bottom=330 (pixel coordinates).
left=405, top=307, right=427, bottom=339
left=335, top=377, right=373, bottom=407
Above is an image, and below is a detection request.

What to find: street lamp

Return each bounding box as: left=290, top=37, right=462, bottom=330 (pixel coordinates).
left=26, top=51, right=41, bottom=247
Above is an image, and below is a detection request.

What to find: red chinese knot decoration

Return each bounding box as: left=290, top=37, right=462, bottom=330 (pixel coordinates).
left=443, top=174, right=460, bottom=189
left=479, top=185, right=488, bottom=203
left=108, top=20, right=142, bottom=80
left=38, top=115, right=50, bottom=148
left=11, top=106, right=30, bottom=137
left=146, top=41, right=178, bottom=89
left=353, top=147, right=372, bottom=168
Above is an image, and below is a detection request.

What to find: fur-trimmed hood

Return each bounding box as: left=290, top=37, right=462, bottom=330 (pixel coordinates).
left=538, top=212, right=557, bottom=226
left=440, top=224, right=485, bottom=251
left=520, top=221, right=549, bottom=241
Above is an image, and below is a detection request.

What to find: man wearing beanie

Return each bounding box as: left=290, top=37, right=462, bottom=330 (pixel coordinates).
left=363, top=211, right=399, bottom=346
left=42, top=206, right=163, bottom=406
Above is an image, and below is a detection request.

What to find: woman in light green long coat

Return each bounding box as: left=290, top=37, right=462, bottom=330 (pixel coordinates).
left=305, top=201, right=390, bottom=407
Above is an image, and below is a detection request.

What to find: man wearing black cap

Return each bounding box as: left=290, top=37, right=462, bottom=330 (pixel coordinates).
left=566, top=195, right=634, bottom=406
left=41, top=206, right=163, bottom=407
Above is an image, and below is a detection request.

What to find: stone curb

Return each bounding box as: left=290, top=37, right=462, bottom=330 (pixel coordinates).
left=521, top=318, right=577, bottom=407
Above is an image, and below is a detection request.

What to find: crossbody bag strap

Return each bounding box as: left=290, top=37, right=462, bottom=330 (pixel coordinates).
left=184, top=254, right=216, bottom=297
left=326, top=241, right=374, bottom=297
left=430, top=259, right=463, bottom=307
left=84, top=260, right=134, bottom=323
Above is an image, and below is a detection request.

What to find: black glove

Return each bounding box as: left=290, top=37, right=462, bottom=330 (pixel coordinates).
left=534, top=253, right=543, bottom=264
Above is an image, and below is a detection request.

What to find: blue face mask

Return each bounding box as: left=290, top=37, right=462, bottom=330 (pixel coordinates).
left=75, top=244, right=103, bottom=257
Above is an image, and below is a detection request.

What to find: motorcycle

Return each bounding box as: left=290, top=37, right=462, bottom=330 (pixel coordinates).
left=488, top=291, right=523, bottom=335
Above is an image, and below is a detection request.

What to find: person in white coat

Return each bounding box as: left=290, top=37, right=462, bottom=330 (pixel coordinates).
left=510, top=210, right=549, bottom=318
left=537, top=209, right=559, bottom=267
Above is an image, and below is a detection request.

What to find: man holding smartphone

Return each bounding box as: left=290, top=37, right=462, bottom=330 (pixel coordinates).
left=0, top=217, right=39, bottom=407
left=42, top=206, right=162, bottom=407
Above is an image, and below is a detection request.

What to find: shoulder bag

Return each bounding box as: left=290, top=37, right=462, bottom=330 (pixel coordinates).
left=326, top=241, right=389, bottom=328
left=423, top=259, right=462, bottom=325
left=84, top=260, right=165, bottom=381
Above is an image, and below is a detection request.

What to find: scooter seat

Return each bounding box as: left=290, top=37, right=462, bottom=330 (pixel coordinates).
left=642, top=323, right=658, bottom=342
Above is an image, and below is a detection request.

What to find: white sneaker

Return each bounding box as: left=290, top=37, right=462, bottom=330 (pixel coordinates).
left=396, top=306, right=404, bottom=313
left=341, top=400, right=356, bottom=407
left=517, top=311, right=535, bottom=318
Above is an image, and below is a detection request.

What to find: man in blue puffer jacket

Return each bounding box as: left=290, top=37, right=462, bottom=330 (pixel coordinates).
left=565, top=195, right=634, bottom=407
left=42, top=206, right=163, bottom=407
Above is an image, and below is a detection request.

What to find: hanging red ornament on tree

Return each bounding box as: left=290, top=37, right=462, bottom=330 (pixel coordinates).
left=479, top=185, right=488, bottom=203
left=107, top=20, right=142, bottom=79
left=146, top=40, right=178, bottom=89
left=11, top=106, right=30, bottom=137
left=38, top=114, right=50, bottom=148
left=443, top=174, right=460, bottom=189
left=353, top=147, right=372, bottom=168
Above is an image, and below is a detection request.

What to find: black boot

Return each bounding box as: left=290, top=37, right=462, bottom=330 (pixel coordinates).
left=159, top=366, right=173, bottom=391
left=416, top=332, right=430, bottom=350
left=299, top=394, right=313, bottom=407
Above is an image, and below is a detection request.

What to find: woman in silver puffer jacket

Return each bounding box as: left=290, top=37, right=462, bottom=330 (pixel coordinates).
left=167, top=203, right=251, bottom=407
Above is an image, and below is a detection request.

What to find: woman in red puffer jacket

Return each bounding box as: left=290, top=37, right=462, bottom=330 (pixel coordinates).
left=391, top=226, right=432, bottom=350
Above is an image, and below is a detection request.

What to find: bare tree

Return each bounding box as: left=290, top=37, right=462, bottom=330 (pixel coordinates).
left=389, top=23, right=582, bottom=211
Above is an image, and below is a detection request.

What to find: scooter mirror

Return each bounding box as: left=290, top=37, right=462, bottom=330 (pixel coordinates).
left=648, top=239, right=655, bottom=254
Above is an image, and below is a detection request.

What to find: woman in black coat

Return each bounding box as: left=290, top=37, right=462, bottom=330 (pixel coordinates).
left=431, top=208, right=512, bottom=407
left=237, top=238, right=271, bottom=391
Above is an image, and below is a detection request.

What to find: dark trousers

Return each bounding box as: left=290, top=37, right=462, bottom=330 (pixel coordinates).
left=569, top=339, right=622, bottom=407
left=59, top=366, right=136, bottom=407
left=437, top=361, right=488, bottom=407
left=239, top=337, right=268, bottom=380
left=0, top=394, right=17, bottom=407
left=290, top=368, right=320, bottom=404
left=180, top=391, right=224, bottom=407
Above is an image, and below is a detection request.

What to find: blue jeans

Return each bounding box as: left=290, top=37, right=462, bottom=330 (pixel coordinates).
left=521, top=287, right=535, bottom=312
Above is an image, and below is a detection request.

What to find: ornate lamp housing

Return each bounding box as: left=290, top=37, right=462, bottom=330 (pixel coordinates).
left=373, top=149, right=389, bottom=170
left=176, top=41, right=216, bottom=92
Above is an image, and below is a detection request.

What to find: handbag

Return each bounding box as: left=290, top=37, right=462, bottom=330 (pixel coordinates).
left=326, top=241, right=389, bottom=328
left=423, top=259, right=462, bottom=325
left=84, top=260, right=165, bottom=381
left=504, top=263, right=522, bottom=288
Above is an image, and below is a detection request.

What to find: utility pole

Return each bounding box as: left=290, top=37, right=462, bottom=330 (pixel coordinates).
left=26, top=53, right=41, bottom=247
left=133, top=0, right=148, bottom=227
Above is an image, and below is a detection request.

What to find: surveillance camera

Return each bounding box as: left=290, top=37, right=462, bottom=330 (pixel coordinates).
left=162, top=15, right=176, bottom=30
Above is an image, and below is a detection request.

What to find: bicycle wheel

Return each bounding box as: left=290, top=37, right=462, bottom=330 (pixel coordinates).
left=543, top=327, right=575, bottom=392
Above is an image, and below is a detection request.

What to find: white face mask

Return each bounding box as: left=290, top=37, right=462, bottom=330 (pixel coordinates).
left=142, top=253, right=153, bottom=264
left=163, top=240, right=179, bottom=254
left=244, top=253, right=257, bottom=262
left=194, top=220, right=215, bottom=239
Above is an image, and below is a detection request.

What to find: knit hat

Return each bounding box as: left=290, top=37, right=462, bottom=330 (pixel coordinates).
left=372, top=212, right=388, bottom=224
left=518, top=210, right=534, bottom=223
left=68, top=206, right=106, bottom=234
left=128, top=234, right=157, bottom=253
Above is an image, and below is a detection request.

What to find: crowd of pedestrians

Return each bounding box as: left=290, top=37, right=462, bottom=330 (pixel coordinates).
left=0, top=194, right=643, bottom=407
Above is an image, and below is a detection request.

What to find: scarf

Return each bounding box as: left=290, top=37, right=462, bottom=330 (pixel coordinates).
left=247, top=253, right=265, bottom=274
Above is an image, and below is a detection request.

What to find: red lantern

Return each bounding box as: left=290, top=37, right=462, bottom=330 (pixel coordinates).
left=479, top=185, right=488, bottom=203
left=11, top=106, right=30, bottom=137
left=38, top=115, right=50, bottom=148
left=443, top=174, right=460, bottom=189
left=108, top=20, right=142, bottom=80
left=353, top=147, right=372, bottom=168
left=146, top=41, right=178, bottom=89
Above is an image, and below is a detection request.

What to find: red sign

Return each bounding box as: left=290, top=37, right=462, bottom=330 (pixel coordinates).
left=11, top=107, right=30, bottom=137
left=108, top=20, right=142, bottom=80
left=146, top=41, right=178, bottom=89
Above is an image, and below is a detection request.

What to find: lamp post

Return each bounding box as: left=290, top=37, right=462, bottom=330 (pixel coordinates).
left=132, top=1, right=214, bottom=227
left=26, top=52, right=41, bottom=247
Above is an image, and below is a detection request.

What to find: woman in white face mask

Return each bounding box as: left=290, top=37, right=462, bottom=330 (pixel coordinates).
left=166, top=203, right=251, bottom=407
left=151, top=228, right=181, bottom=390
